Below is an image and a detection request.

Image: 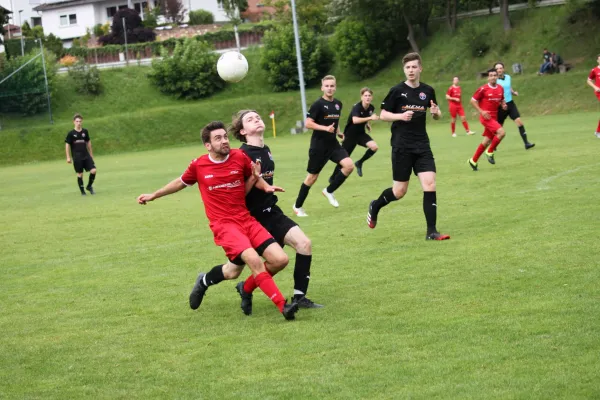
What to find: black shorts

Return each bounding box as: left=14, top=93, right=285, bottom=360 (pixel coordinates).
left=342, top=133, right=374, bottom=156
left=391, top=147, right=436, bottom=182
left=306, top=143, right=349, bottom=174
left=253, top=205, right=298, bottom=247
left=73, top=158, right=95, bottom=173
left=498, top=101, right=520, bottom=125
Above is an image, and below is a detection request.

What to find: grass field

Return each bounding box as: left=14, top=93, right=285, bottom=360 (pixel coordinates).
left=1, top=112, right=599, bottom=399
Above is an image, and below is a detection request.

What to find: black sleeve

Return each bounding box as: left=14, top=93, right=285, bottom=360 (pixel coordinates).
left=65, top=132, right=72, bottom=144
left=84, top=129, right=91, bottom=142
left=430, top=88, right=438, bottom=108
left=351, top=103, right=362, bottom=117
left=381, top=87, right=397, bottom=112
left=307, top=100, right=321, bottom=121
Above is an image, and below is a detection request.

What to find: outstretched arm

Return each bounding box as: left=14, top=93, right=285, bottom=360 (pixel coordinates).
left=137, top=178, right=187, bottom=204
left=65, top=143, right=72, bottom=163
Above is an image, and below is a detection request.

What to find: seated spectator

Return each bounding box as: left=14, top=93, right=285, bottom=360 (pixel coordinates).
left=538, top=48, right=552, bottom=75
left=551, top=52, right=564, bottom=71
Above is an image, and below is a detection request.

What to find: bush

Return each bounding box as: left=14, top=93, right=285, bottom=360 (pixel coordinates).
left=59, top=55, right=78, bottom=67
left=332, top=18, right=391, bottom=79
left=0, top=49, right=56, bottom=115
left=189, top=9, right=214, bottom=25
left=461, top=21, right=491, bottom=57
left=148, top=38, right=225, bottom=99
left=260, top=24, right=333, bottom=92
left=99, top=8, right=156, bottom=45
left=68, top=61, right=102, bottom=95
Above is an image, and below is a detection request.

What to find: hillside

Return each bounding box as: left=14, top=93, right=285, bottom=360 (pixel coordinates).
left=0, top=5, right=598, bottom=165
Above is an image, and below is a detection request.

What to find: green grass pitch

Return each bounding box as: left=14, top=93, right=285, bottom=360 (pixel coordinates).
left=1, top=112, right=599, bottom=399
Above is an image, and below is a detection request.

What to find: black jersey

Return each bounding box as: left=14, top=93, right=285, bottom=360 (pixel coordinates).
left=381, top=82, right=437, bottom=149
left=65, top=129, right=91, bottom=160
left=307, top=97, right=343, bottom=148
left=344, top=102, right=375, bottom=136
left=240, top=143, right=278, bottom=215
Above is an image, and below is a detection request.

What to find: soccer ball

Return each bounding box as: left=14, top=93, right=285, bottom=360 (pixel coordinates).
left=217, top=51, right=248, bottom=83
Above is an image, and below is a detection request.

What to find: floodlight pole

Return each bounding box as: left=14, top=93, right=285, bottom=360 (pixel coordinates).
left=38, top=39, right=53, bottom=124
left=122, top=17, right=129, bottom=66
left=290, top=0, right=307, bottom=130
left=19, top=10, right=24, bottom=56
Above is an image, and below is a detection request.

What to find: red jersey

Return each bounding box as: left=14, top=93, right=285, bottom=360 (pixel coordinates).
left=588, top=66, right=600, bottom=87
left=180, top=149, right=254, bottom=226
left=446, top=85, right=462, bottom=104
left=472, top=83, right=504, bottom=119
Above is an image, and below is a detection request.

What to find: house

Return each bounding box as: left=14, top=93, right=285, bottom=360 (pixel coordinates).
left=242, top=0, right=277, bottom=22
left=33, top=0, right=157, bottom=46
left=0, top=0, right=43, bottom=31
left=188, top=0, right=229, bottom=22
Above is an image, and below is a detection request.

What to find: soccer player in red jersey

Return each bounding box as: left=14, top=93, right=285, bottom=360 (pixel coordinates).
left=445, top=76, right=475, bottom=137
left=586, top=54, right=600, bottom=138
left=468, top=69, right=507, bottom=171
left=136, top=121, right=299, bottom=320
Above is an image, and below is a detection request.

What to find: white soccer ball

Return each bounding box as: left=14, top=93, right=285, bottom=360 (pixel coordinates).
left=217, top=51, right=248, bottom=83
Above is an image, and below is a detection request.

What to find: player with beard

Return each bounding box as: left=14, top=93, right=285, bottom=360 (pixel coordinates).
left=367, top=52, right=450, bottom=241
left=137, top=121, right=299, bottom=320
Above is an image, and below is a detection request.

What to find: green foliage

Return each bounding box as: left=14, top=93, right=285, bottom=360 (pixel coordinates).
left=260, top=24, right=333, bottom=92
left=266, top=0, right=331, bottom=33
left=461, top=20, right=491, bottom=57
left=148, top=38, right=225, bottom=99
left=217, top=0, right=248, bottom=24
left=68, top=61, right=102, bottom=95
left=189, top=9, right=214, bottom=25
left=4, top=38, right=38, bottom=59
left=44, top=34, right=65, bottom=59
left=142, top=7, right=160, bottom=28
left=0, top=49, right=56, bottom=116
left=21, top=21, right=32, bottom=37
left=332, top=18, right=391, bottom=78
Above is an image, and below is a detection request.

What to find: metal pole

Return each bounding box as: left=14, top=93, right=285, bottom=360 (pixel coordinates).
left=19, top=10, right=24, bottom=56
left=8, top=0, right=12, bottom=39
left=122, top=17, right=129, bottom=66
left=38, top=39, right=53, bottom=124
left=290, top=0, right=307, bottom=131
left=233, top=24, right=241, bottom=53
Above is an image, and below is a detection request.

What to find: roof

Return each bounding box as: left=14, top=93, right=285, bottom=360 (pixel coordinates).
left=33, top=0, right=107, bottom=11
left=0, top=5, right=12, bottom=14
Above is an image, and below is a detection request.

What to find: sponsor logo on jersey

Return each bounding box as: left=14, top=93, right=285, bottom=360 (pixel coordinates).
left=335, top=104, right=340, bottom=110
left=208, top=179, right=242, bottom=191
left=401, top=105, right=426, bottom=112
left=230, top=170, right=239, bottom=174
left=204, top=174, right=214, bottom=179
left=419, top=92, right=426, bottom=100
left=401, top=93, right=408, bottom=98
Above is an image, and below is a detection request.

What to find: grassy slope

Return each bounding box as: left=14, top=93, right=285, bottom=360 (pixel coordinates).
left=1, top=6, right=599, bottom=166
left=1, top=114, right=599, bottom=399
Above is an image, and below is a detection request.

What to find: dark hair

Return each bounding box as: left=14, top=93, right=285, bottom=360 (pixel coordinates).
left=201, top=121, right=226, bottom=144
left=360, top=87, right=373, bottom=96
left=73, top=113, right=83, bottom=120
left=488, top=68, right=498, bottom=75
left=229, top=109, right=257, bottom=143
left=402, top=52, right=422, bottom=65
left=494, top=62, right=504, bottom=68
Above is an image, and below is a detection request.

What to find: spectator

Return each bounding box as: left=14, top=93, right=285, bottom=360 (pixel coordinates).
left=551, top=52, right=564, bottom=72
left=538, top=48, right=552, bottom=75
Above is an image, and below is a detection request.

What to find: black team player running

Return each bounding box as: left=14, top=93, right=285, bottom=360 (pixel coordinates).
left=65, top=113, right=97, bottom=195
left=293, top=75, right=354, bottom=216
left=230, top=110, right=322, bottom=311
left=367, top=53, right=450, bottom=241
left=329, top=87, right=379, bottom=183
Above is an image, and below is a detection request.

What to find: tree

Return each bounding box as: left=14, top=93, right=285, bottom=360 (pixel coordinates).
left=217, top=0, right=248, bottom=24
left=0, top=6, right=10, bottom=37
left=161, top=0, right=186, bottom=24
left=500, top=0, right=511, bottom=31
left=446, top=0, right=457, bottom=33
left=98, top=8, right=156, bottom=45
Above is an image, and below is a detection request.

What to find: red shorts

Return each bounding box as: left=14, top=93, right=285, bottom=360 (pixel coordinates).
left=449, top=103, right=465, bottom=118
left=479, top=116, right=502, bottom=139
left=211, top=218, right=274, bottom=262
left=596, top=92, right=600, bottom=101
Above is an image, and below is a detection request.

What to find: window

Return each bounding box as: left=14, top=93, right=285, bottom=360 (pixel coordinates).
left=107, top=6, right=117, bottom=18
left=60, top=14, right=77, bottom=26
left=31, top=17, right=42, bottom=27
left=134, top=2, right=148, bottom=14
left=118, top=5, right=128, bottom=10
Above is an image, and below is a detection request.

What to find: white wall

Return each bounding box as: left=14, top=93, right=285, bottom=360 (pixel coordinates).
left=0, top=0, right=42, bottom=29
left=40, top=4, right=96, bottom=39
left=188, top=0, right=229, bottom=22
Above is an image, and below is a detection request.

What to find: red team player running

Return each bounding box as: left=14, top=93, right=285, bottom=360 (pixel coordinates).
left=446, top=76, right=475, bottom=137
left=587, top=54, right=600, bottom=139
left=468, top=68, right=507, bottom=171
left=137, top=121, right=299, bottom=320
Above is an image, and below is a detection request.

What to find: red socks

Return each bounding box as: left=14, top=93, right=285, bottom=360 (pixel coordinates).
left=243, top=268, right=274, bottom=293
left=472, top=144, right=486, bottom=162
left=596, top=120, right=600, bottom=133
left=462, top=121, right=470, bottom=131
left=451, top=122, right=456, bottom=134
left=254, top=271, right=286, bottom=312
left=488, top=135, right=502, bottom=153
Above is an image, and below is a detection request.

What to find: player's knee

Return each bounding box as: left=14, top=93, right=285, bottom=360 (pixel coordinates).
left=223, top=263, right=243, bottom=279
left=392, top=186, right=407, bottom=199
left=342, top=162, right=354, bottom=175
left=77, top=173, right=83, bottom=178
left=271, top=251, right=289, bottom=270
left=423, top=181, right=436, bottom=191
left=90, top=168, right=97, bottom=174
left=498, top=129, right=506, bottom=138
left=304, top=174, right=318, bottom=186
left=370, top=143, right=379, bottom=152
left=296, top=236, right=312, bottom=255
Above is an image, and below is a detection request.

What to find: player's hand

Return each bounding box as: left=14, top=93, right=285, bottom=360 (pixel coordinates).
left=137, top=194, right=155, bottom=205
left=401, top=111, right=414, bottom=121
left=326, top=124, right=336, bottom=133
left=66, top=158, right=72, bottom=164
left=251, top=160, right=262, bottom=179
left=513, top=91, right=519, bottom=96
left=595, top=87, right=600, bottom=93
left=265, top=185, right=285, bottom=193
left=501, top=103, right=508, bottom=110
left=430, top=100, right=440, bottom=115
left=371, top=114, right=379, bottom=121
left=481, top=111, right=491, bottom=120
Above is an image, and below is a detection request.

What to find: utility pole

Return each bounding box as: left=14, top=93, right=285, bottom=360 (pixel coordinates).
left=122, top=17, right=129, bottom=66
left=290, top=0, right=307, bottom=130
left=19, top=10, right=24, bottom=56
left=38, top=39, right=53, bottom=124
